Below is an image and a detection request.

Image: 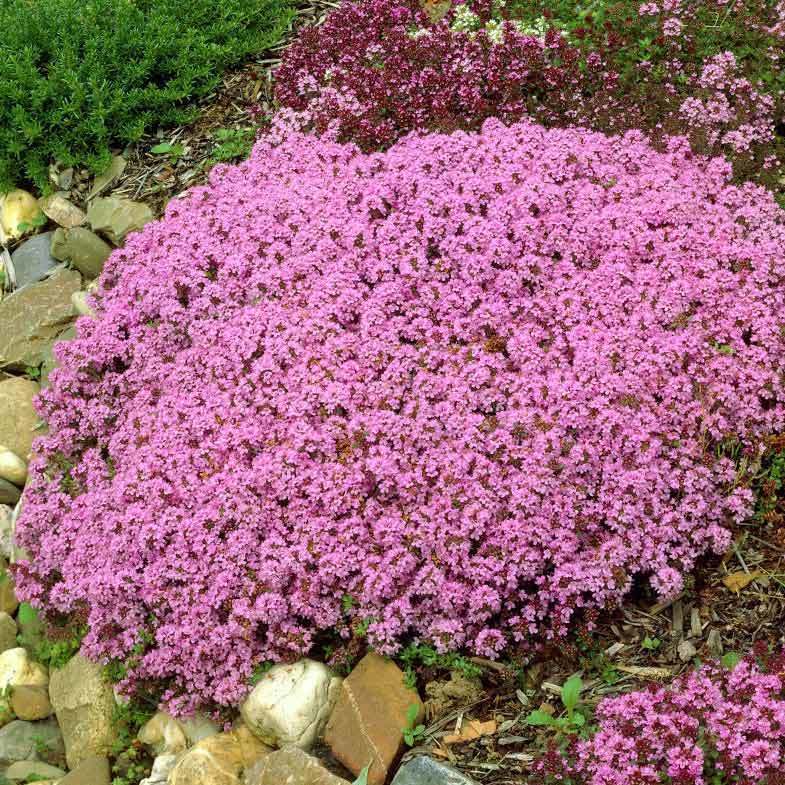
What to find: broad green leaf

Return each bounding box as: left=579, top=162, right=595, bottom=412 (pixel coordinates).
left=721, top=652, right=741, bottom=669
left=352, top=761, right=372, bottom=785
left=561, top=675, right=582, bottom=713
left=525, top=709, right=557, bottom=726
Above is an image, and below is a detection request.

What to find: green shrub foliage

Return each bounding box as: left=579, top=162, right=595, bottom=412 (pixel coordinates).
left=0, top=0, right=294, bottom=190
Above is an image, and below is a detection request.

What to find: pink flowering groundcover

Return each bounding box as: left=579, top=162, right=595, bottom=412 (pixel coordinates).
left=14, top=118, right=785, bottom=713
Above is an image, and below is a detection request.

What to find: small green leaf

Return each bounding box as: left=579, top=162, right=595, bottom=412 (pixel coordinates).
left=641, top=635, right=661, bottom=651
left=525, top=709, right=557, bottom=726
left=570, top=711, right=586, bottom=727
left=721, top=652, right=741, bottom=669
left=352, top=761, right=372, bottom=785
left=150, top=142, right=174, bottom=154
left=560, top=675, right=582, bottom=714
left=405, top=703, right=419, bottom=728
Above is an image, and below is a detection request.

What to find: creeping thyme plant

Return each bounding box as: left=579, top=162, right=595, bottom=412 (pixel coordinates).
left=534, top=646, right=785, bottom=785
left=276, top=0, right=785, bottom=195
left=14, top=117, right=785, bottom=714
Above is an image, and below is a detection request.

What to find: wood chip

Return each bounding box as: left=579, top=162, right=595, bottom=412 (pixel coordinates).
left=722, top=570, right=761, bottom=593
left=672, top=599, right=683, bottom=638
left=617, top=665, right=672, bottom=679
left=443, top=719, right=497, bottom=745
left=690, top=606, right=702, bottom=637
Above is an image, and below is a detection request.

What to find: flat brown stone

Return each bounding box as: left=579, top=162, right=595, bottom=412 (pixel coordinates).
left=0, top=377, right=39, bottom=461
left=0, top=268, right=79, bottom=370
left=324, top=653, right=424, bottom=785
left=246, top=748, right=351, bottom=785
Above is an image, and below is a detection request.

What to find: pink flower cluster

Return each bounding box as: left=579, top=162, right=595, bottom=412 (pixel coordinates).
left=536, top=652, right=785, bottom=784
left=679, top=52, right=776, bottom=157
left=14, top=120, right=785, bottom=712
left=275, top=0, right=609, bottom=149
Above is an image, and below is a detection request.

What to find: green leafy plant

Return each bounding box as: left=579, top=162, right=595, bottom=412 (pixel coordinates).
left=16, top=604, right=85, bottom=670
left=398, top=643, right=483, bottom=690
left=0, top=0, right=294, bottom=191
left=109, top=695, right=158, bottom=785
left=641, top=635, right=662, bottom=652
left=721, top=651, right=742, bottom=669
left=525, top=675, right=586, bottom=733
left=402, top=703, right=426, bottom=747
left=207, top=127, right=256, bottom=165
left=150, top=141, right=185, bottom=162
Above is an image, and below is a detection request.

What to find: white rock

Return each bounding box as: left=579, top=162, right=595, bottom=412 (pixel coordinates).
left=0, top=648, right=48, bottom=726
left=0, top=506, right=12, bottom=560
left=137, top=711, right=218, bottom=756
left=71, top=290, right=95, bottom=317
left=240, top=659, right=342, bottom=750
left=139, top=753, right=179, bottom=785
left=8, top=500, right=28, bottom=564
left=0, top=448, right=26, bottom=487
left=0, top=190, right=42, bottom=244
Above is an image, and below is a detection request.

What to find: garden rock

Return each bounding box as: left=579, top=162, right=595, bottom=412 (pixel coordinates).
left=49, top=653, right=118, bottom=769
left=0, top=268, right=79, bottom=369
left=168, top=724, right=271, bottom=785
left=86, top=196, right=153, bottom=245
left=4, top=759, right=65, bottom=781
left=0, top=506, right=11, bottom=560
left=87, top=155, right=126, bottom=201
left=139, top=753, right=178, bottom=785
left=71, top=290, right=95, bottom=317
left=138, top=711, right=218, bottom=755
left=51, top=227, right=112, bottom=279
left=390, top=756, right=479, bottom=785
left=39, top=194, right=86, bottom=229
left=245, top=747, right=351, bottom=785
left=324, top=653, right=424, bottom=785
left=0, top=648, right=49, bottom=725
left=11, top=684, right=53, bottom=721
left=0, top=479, right=20, bottom=506
left=0, top=560, right=19, bottom=615
left=0, top=612, right=17, bottom=653
left=0, top=378, right=39, bottom=461
left=59, top=754, right=111, bottom=785
left=10, top=232, right=59, bottom=289
left=0, top=448, right=27, bottom=487
left=39, top=324, right=76, bottom=389
left=0, top=190, right=42, bottom=244
left=0, top=718, right=65, bottom=767
left=241, top=659, right=342, bottom=750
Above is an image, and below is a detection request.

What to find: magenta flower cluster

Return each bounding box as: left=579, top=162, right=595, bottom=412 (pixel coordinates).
left=275, top=0, right=608, bottom=150
left=536, top=652, right=785, bottom=784
left=14, top=119, right=785, bottom=712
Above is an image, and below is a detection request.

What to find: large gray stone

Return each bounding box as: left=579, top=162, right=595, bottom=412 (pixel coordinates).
left=39, top=324, right=76, bottom=389
left=246, top=748, right=351, bottom=785
left=0, top=269, right=79, bottom=370
left=49, top=654, right=117, bottom=769
left=0, top=612, right=17, bottom=653
left=0, top=718, right=65, bottom=768
left=5, top=759, right=65, bottom=781
left=10, top=233, right=59, bottom=289
left=87, top=197, right=153, bottom=245
left=39, top=194, right=86, bottom=229
left=59, top=755, right=111, bottom=785
left=0, top=479, right=19, bottom=506
left=0, top=377, right=39, bottom=461
left=51, top=227, right=112, bottom=279
left=390, top=757, right=479, bottom=785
